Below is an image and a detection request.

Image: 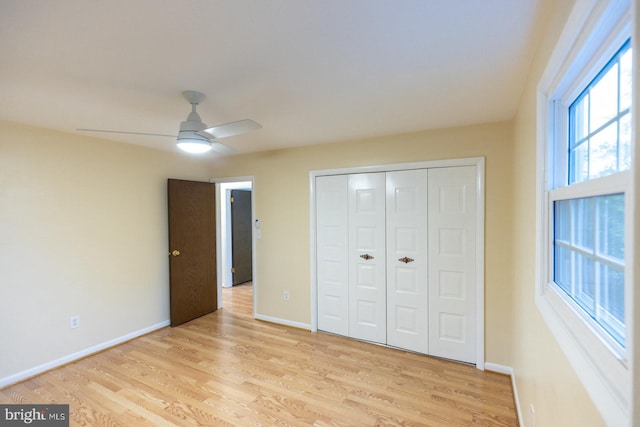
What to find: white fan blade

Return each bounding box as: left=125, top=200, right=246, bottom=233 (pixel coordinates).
left=203, top=119, right=262, bottom=139
left=210, top=141, right=236, bottom=155
left=76, top=128, right=176, bottom=138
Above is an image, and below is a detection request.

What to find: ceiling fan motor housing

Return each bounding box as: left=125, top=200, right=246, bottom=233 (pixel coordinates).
left=178, top=110, right=209, bottom=142
left=181, top=109, right=207, bottom=130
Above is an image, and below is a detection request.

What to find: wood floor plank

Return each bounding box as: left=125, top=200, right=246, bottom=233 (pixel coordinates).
left=0, top=283, right=518, bottom=426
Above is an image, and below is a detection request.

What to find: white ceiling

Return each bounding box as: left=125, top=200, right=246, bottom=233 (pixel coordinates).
left=0, top=0, right=542, bottom=156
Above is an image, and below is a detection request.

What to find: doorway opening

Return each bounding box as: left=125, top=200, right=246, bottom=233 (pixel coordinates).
left=215, top=178, right=256, bottom=318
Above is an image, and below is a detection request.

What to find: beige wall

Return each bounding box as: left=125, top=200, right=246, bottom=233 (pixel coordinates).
left=511, top=0, right=606, bottom=425
left=0, top=121, right=212, bottom=382
left=210, top=121, right=515, bottom=366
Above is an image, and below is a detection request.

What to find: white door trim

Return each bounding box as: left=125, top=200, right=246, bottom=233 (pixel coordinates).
left=309, top=157, right=485, bottom=369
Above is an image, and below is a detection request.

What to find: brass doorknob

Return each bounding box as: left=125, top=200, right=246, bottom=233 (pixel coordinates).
left=171, top=250, right=181, bottom=257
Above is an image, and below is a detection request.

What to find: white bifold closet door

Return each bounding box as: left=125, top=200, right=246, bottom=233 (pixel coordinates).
left=386, top=169, right=428, bottom=353
left=316, top=173, right=387, bottom=343
left=316, top=175, right=349, bottom=336
left=348, top=173, right=387, bottom=344
left=316, top=166, right=477, bottom=364
left=427, top=166, right=477, bottom=364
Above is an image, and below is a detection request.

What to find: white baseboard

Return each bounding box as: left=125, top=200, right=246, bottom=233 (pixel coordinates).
left=511, top=370, right=524, bottom=427
left=254, top=313, right=311, bottom=330
left=485, top=363, right=523, bottom=427
left=0, top=320, right=170, bottom=388
left=484, top=362, right=512, bottom=375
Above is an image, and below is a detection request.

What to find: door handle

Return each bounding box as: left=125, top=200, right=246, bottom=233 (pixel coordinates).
left=170, top=250, right=181, bottom=257
left=399, top=256, right=414, bottom=264
left=360, top=254, right=374, bottom=261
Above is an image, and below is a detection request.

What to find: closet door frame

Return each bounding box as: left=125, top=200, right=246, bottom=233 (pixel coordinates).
left=310, top=157, right=486, bottom=370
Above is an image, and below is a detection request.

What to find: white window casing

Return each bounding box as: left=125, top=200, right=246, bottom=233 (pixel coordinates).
left=535, top=0, right=634, bottom=426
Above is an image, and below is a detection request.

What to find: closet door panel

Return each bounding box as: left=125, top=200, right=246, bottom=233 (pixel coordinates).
left=316, top=175, right=349, bottom=335
left=386, top=170, right=429, bottom=353
left=428, top=166, right=477, bottom=363
left=348, top=173, right=387, bottom=344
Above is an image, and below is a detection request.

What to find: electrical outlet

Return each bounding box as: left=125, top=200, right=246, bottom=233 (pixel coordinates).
left=70, top=315, right=80, bottom=329
left=283, top=291, right=290, bottom=301
left=530, top=404, right=535, bottom=427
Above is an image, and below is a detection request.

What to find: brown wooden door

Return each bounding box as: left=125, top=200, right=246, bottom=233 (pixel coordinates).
left=231, top=189, right=252, bottom=285
left=168, top=179, right=217, bottom=326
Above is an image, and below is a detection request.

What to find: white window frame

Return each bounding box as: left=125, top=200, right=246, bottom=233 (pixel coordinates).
left=535, top=0, right=634, bottom=425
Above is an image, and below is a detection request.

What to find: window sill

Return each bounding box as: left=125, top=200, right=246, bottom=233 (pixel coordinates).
left=535, top=285, right=629, bottom=426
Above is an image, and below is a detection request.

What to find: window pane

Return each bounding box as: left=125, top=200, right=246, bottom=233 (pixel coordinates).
left=554, top=244, right=571, bottom=294
left=572, top=94, right=589, bottom=144
left=598, top=262, right=625, bottom=346
left=597, top=193, right=624, bottom=260
left=620, top=49, right=632, bottom=111
left=575, top=252, right=595, bottom=315
left=589, top=63, right=618, bottom=130
left=599, top=263, right=625, bottom=321
left=572, top=197, right=594, bottom=250
left=589, top=123, right=618, bottom=179
left=620, top=113, right=631, bottom=170
left=554, top=200, right=570, bottom=242
left=569, top=142, right=589, bottom=184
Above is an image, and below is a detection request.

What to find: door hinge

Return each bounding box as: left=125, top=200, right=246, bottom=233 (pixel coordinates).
left=230, top=196, right=234, bottom=203
left=231, top=267, right=235, bottom=273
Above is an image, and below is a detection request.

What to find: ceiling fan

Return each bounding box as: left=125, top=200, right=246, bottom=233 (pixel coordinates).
left=77, top=90, right=262, bottom=154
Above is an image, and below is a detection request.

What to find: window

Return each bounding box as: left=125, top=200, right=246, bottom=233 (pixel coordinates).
left=550, top=39, right=631, bottom=353
left=536, top=0, right=633, bottom=425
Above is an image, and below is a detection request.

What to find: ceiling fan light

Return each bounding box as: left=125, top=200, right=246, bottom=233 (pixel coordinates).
left=176, top=131, right=212, bottom=154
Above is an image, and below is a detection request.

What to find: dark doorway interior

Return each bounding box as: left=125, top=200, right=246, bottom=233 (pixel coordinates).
left=231, top=189, right=252, bottom=285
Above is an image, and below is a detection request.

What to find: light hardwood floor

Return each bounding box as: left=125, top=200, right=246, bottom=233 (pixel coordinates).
left=0, top=283, right=518, bottom=426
